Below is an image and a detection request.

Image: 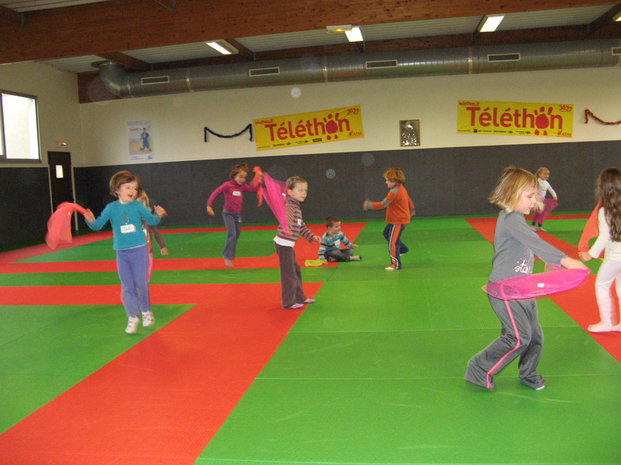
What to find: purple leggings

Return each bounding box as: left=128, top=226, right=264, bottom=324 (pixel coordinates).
left=116, top=245, right=150, bottom=317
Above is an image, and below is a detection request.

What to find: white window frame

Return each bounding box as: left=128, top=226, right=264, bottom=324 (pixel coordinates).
left=0, top=90, right=41, bottom=163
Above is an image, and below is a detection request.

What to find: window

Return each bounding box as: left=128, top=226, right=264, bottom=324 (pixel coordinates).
left=0, top=91, right=41, bottom=162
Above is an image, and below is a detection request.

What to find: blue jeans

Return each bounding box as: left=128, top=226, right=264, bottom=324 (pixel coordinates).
left=222, top=209, right=242, bottom=260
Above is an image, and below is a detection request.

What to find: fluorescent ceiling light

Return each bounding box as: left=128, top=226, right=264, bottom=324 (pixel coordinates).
left=326, top=24, right=352, bottom=34
left=479, top=15, right=504, bottom=32
left=614, top=12, right=621, bottom=22
left=345, top=26, right=364, bottom=42
left=206, top=40, right=238, bottom=55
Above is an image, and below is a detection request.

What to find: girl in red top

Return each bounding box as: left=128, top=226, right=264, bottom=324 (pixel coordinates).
left=364, top=167, right=415, bottom=270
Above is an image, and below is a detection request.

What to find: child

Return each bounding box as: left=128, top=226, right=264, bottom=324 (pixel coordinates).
left=530, top=167, right=558, bottom=231
left=274, top=176, right=321, bottom=309
left=207, top=163, right=262, bottom=267
left=84, top=171, right=167, bottom=334
left=363, top=167, right=415, bottom=270
left=318, top=216, right=361, bottom=262
left=579, top=167, right=621, bottom=333
left=137, top=190, right=168, bottom=283
left=465, top=167, right=586, bottom=390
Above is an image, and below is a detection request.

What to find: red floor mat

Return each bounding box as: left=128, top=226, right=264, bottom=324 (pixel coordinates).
left=0, top=282, right=322, bottom=465
left=0, top=222, right=366, bottom=464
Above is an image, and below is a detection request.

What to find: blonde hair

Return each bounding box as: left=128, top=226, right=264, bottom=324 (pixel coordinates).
left=383, top=167, right=405, bottom=184
left=489, top=166, right=541, bottom=213
left=535, top=167, right=550, bottom=178
left=596, top=167, right=621, bottom=241
left=230, top=163, right=250, bottom=179
left=286, top=176, right=307, bottom=189
left=109, top=170, right=142, bottom=197
left=136, top=190, right=152, bottom=211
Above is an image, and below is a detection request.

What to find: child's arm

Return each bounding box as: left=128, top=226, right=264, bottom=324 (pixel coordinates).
left=84, top=207, right=110, bottom=231
left=206, top=183, right=226, bottom=215
left=561, top=256, right=588, bottom=269
left=581, top=207, right=608, bottom=261
left=341, top=233, right=358, bottom=249
left=154, top=205, right=167, bottom=218
left=151, top=225, right=168, bottom=255
left=364, top=186, right=399, bottom=211
left=318, top=236, right=327, bottom=261
left=84, top=209, right=95, bottom=223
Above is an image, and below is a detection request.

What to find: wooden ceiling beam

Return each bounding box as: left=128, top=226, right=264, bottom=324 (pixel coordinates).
left=0, top=0, right=616, bottom=65
left=588, top=4, right=621, bottom=34
left=0, top=4, right=23, bottom=28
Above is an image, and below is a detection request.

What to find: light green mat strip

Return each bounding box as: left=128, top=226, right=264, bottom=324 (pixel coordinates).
left=195, top=217, right=621, bottom=465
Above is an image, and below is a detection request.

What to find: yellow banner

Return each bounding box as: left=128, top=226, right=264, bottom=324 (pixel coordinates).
left=457, top=101, right=573, bottom=138
left=254, top=105, right=364, bottom=151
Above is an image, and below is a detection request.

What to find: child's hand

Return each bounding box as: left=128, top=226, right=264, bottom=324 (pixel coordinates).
left=313, top=235, right=321, bottom=243
left=352, top=244, right=359, bottom=249
left=363, top=200, right=370, bottom=211
left=154, top=205, right=167, bottom=218
left=207, top=206, right=215, bottom=216
left=560, top=257, right=589, bottom=270
left=160, top=247, right=169, bottom=255
left=84, top=209, right=95, bottom=223
left=579, top=251, right=593, bottom=262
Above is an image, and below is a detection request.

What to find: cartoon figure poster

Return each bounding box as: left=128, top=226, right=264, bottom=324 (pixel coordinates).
left=128, top=120, right=154, bottom=160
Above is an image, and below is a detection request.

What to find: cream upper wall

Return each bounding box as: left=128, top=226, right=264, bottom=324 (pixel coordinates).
left=0, top=62, right=81, bottom=167
left=77, top=65, right=621, bottom=167
left=1, top=61, right=620, bottom=169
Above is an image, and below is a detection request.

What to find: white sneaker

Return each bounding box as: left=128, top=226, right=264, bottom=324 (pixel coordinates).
left=125, top=316, right=140, bottom=334
left=588, top=321, right=614, bottom=333
left=142, top=311, right=155, bottom=327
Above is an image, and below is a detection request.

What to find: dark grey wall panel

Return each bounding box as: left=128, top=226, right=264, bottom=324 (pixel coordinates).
left=72, top=140, right=621, bottom=229
left=3, top=140, right=617, bottom=249
left=0, top=167, right=51, bottom=247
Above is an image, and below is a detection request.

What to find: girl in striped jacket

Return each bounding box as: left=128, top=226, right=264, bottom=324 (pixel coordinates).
left=274, top=176, right=321, bottom=309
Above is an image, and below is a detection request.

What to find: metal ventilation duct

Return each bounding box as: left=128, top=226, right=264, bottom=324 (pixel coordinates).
left=98, top=39, right=621, bottom=98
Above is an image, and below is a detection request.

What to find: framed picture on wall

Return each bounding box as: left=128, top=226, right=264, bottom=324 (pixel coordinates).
left=400, top=120, right=420, bottom=147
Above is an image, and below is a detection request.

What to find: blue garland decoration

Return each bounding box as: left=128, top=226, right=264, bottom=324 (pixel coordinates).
left=204, top=124, right=253, bottom=142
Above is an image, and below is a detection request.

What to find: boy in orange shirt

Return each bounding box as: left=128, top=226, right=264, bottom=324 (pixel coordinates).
left=364, top=167, right=415, bottom=270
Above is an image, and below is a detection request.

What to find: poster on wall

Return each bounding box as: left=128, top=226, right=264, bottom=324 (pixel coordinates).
left=253, top=105, right=364, bottom=151
left=457, top=101, right=573, bottom=138
left=128, top=120, right=154, bottom=161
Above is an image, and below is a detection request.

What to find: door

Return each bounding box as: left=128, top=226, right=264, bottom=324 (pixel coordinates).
left=48, top=151, right=76, bottom=227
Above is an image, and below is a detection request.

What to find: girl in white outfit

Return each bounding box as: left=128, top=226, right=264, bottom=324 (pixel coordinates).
left=531, top=167, right=558, bottom=231
left=579, top=167, right=621, bottom=333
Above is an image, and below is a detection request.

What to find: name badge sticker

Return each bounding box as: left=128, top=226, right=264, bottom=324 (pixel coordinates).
left=120, top=224, right=136, bottom=234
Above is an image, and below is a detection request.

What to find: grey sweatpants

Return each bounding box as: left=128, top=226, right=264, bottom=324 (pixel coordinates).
left=465, top=295, right=544, bottom=389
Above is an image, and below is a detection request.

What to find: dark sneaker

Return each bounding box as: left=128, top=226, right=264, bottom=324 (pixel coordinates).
left=522, top=375, right=545, bottom=390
